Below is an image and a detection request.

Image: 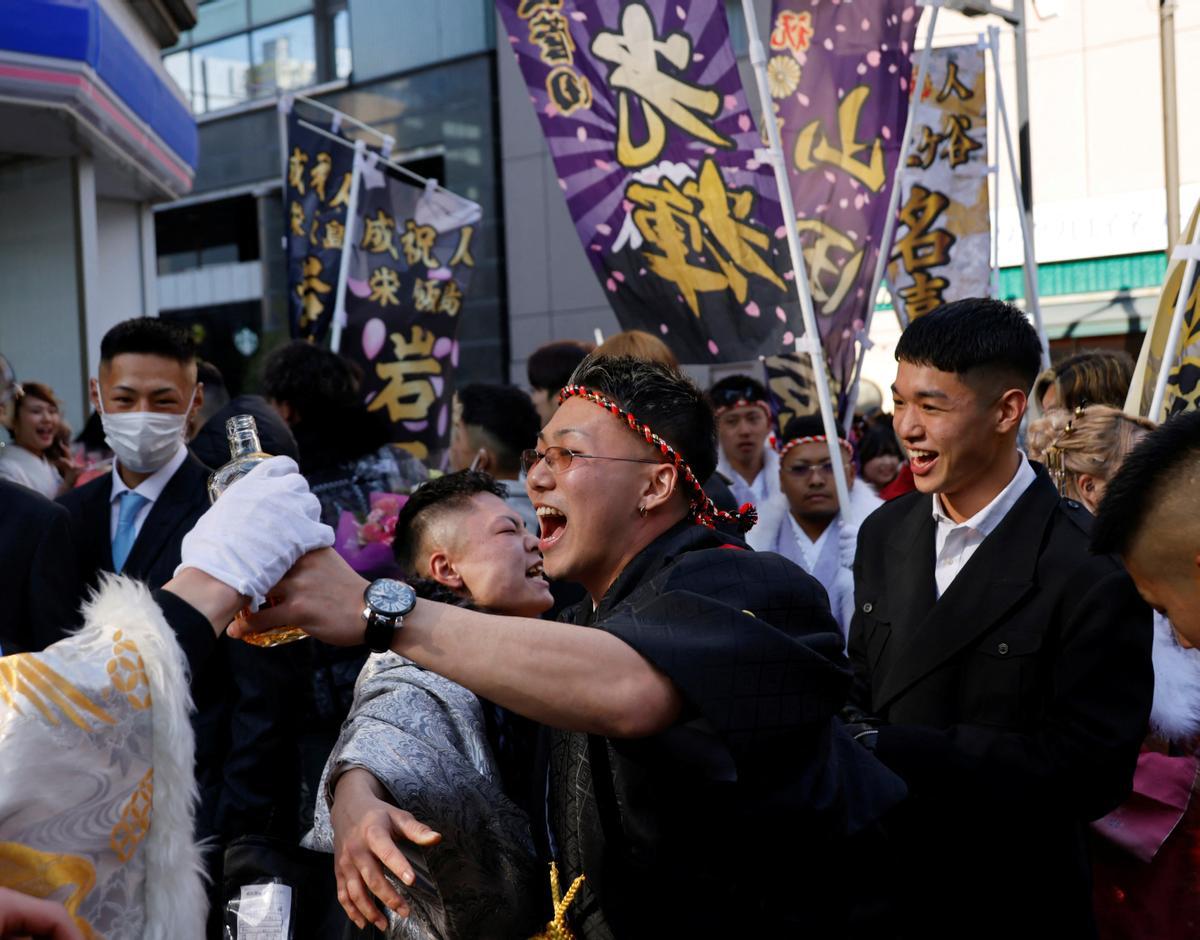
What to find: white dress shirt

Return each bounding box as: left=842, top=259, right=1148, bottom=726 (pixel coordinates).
left=932, top=454, right=1036, bottom=598
left=109, top=443, right=190, bottom=542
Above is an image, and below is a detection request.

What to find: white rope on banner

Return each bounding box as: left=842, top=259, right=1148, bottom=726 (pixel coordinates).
left=294, top=118, right=447, bottom=194
left=987, top=25, right=1050, bottom=370
left=1149, top=215, right=1200, bottom=420
left=841, top=0, right=941, bottom=433
left=739, top=0, right=852, bottom=514
left=292, top=93, right=392, bottom=147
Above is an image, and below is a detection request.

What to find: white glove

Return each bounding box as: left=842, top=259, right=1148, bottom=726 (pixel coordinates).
left=838, top=521, right=860, bottom=570
left=176, top=456, right=334, bottom=609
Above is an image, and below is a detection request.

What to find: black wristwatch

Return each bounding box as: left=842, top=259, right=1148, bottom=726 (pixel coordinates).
left=361, top=579, right=417, bottom=653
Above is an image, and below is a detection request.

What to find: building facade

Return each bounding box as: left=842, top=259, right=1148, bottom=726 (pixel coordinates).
left=0, top=0, right=199, bottom=431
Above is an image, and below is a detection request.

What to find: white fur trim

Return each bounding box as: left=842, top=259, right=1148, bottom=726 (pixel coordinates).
left=81, top=575, right=208, bottom=938
left=1149, top=611, right=1200, bottom=743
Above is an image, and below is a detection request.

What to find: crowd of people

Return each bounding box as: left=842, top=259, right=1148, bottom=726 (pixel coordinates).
left=1, top=298, right=1199, bottom=939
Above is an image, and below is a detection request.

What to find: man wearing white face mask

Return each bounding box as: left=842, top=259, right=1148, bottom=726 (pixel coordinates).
left=60, top=318, right=208, bottom=588
left=58, top=318, right=304, bottom=933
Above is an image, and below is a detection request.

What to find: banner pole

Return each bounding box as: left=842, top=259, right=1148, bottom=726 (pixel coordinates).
left=841, top=1, right=940, bottom=433
left=329, top=139, right=366, bottom=355
left=739, top=0, right=851, bottom=513
left=988, top=25, right=1049, bottom=370
left=1148, top=227, right=1200, bottom=420
left=983, top=32, right=1000, bottom=299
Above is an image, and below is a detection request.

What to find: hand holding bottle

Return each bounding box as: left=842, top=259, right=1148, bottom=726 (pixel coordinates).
left=176, top=456, right=333, bottom=610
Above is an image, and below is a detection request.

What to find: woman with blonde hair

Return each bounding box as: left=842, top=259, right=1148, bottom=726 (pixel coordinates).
left=1025, top=404, right=1154, bottom=512
left=593, top=329, right=679, bottom=368
left=1030, top=404, right=1200, bottom=939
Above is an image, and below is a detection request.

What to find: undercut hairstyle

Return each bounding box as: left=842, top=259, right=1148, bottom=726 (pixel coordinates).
left=100, top=317, right=196, bottom=366
left=570, top=353, right=718, bottom=484
left=708, top=373, right=769, bottom=406
left=1093, top=410, right=1200, bottom=557
left=527, top=340, right=593, bottom=394
left=895, top=298, right=1043, bottom=396
left=457, top=383, right=541, bottom=475
left=1034, top=350, right=1134, bottom=411
left=393, top=470, right=508, bottom=577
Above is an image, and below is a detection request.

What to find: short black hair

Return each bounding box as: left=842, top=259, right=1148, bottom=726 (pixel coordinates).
left=100, top=317, right=196, bottom=365
left=895, top=298, right=1043, bottom=395
left=708, top=374, right=769, bottom=410
left=527, top=341, right=592, bottom=393
left=780, top=414, right=844, bottom=443
left=1093, top=410, right=1200, bottom=556
left=457, top=383, right=541, bottom=475
left=570, top=353, right=718, bottom=484
left=393, top=470, right=507, bottom=576
left=858, top=415, right=903, bottom=463
left=261, top=340, right=359, bottom=415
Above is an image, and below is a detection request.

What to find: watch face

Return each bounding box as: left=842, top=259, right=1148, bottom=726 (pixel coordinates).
left=366, top=579, right=416, bottom=616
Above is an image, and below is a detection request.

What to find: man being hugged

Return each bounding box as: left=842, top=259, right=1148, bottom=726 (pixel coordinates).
left=227, top=355, right=904, bottom=937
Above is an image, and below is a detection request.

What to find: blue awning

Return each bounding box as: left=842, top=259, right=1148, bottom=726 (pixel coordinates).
left=0, top=0, right=197, bottom=196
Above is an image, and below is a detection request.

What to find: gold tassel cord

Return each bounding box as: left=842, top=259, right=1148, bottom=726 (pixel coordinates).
left=530, top=862, right=586, bottom=940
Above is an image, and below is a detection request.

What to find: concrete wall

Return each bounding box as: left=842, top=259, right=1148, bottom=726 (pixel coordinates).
left=0, top=159, right=87, bottom=430
left=91, top=198, right=154, bottom=380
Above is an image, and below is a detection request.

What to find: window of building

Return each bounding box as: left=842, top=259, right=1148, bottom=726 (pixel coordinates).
left=165, top=0, right=350, bottom=116
left=155, top=194, right=260, bottom=274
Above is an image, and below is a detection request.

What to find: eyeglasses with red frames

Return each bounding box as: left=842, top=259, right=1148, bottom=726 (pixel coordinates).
left=520, top=446, right=664, bottom=475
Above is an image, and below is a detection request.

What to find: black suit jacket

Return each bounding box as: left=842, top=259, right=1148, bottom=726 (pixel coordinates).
left=848, top=465, right=1153, bottom=938
left=0, top=481, right=83, bottom=652
left=57, top=453, right=212, bottom=591
left=58, top=456, right=302, bottom=845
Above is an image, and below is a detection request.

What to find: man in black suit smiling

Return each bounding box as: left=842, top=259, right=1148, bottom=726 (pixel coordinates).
left=57, top=318, right=300, bottom=925
left=846, top=299, right=1153, bottom=937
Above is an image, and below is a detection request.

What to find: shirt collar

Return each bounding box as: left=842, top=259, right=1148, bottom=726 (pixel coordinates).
left=931, top=452, right=1036, bottom=537
left=110, top=442, right=189, bottom=505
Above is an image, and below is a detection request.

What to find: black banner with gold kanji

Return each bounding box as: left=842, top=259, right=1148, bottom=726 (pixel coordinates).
left=284, top=107, right=355, bottom=342
left=340, top=157, right=481, bottom=466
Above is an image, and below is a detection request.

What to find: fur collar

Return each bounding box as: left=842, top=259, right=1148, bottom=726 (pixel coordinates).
left=1150, top=612, right=1200, bottom=743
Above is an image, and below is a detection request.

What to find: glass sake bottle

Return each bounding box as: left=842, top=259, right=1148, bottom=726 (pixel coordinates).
left=208, top=414, right=308, bottom=647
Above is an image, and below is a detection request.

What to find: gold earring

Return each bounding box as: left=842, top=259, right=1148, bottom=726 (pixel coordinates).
left=637, top=505, right=647, bottom=518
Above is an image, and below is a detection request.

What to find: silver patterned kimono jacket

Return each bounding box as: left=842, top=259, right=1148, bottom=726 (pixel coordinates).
left=303, top=651, right=541, bottom=940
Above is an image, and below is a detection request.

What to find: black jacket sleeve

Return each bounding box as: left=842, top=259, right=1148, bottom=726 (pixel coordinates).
left=873, top=564, right=1152, bottom=820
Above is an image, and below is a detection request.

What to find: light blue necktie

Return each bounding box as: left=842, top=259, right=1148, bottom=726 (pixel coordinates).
left=112, top=491, right=150, bottom=573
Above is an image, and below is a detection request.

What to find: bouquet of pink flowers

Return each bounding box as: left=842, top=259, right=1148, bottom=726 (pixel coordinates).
left=334, top=491, right=409, bottom=575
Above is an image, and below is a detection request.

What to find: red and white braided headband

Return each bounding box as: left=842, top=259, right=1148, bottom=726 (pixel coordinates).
left=559, top=384, right=758, bottom=532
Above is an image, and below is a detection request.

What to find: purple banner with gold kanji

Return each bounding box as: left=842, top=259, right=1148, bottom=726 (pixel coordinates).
left=496, top=0, right=802, bottom=364
left=769, top=0, right=918, bottom=404
left=341, top=156, right=482, bottom=466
